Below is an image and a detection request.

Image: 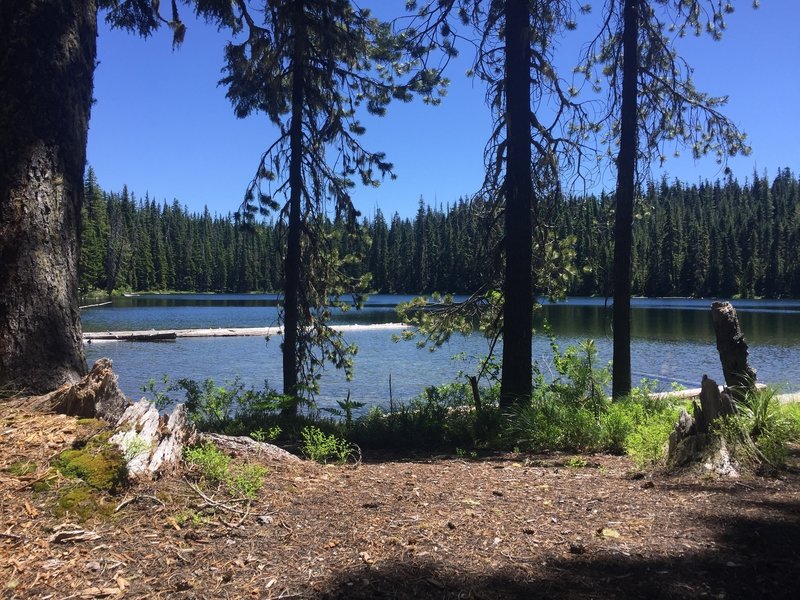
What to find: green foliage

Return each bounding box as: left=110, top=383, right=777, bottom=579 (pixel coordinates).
left=183, top=442, right=231, bottom=484
left=183, top=442, right=269, bottom=499
left=503, top=342, right=682, bottom=464
left=81, top=169, right=800, bottom=300
left=713, top=388, right=800, bottom=468
left=321, top=392, right=366, bottom=430
left=622, top=404, right=680, bottom=469
left=300, top=426, right=354, bottom=464
left=174, top=376, right=296, bottom=432
left=7, top=459, right=37, bottom=477
left=250, top=425, right=282, bottom=443
left=227, top=464, right=270, bottom=500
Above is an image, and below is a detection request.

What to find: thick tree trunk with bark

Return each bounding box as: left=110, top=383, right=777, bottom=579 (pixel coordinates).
left=711, top=301, right=756, bottom=401
left=500, top=0, right=534, bottom=407
left=612, top=0, right=639, bottom=400
left=0, top=0, right=96, bottom=394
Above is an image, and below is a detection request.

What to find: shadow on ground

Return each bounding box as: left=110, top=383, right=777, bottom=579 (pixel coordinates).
left=315, top=496, right=800, bottom=599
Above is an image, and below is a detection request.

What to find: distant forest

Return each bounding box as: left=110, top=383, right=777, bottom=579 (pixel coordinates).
left=79, top=168, right=800, bottom=299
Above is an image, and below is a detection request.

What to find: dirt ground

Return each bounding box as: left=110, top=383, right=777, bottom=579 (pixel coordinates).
left=1, top=404, right=799, bottom=599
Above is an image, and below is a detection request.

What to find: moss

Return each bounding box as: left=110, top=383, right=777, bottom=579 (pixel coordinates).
left=76, top=418, right=105, bottom=429
left=54, top=484, right=115, bottom=521
left=7, top=459, right=37, bottom=476
left=55, top=446, right=126, bottom=493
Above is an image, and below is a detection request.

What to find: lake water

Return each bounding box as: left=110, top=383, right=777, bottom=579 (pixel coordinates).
left=82, top=295, right=800, bottom=411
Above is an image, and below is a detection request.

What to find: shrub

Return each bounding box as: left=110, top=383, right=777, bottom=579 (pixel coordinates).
left=301, top=426, right=353, bottom=464
left=183, top=442, right=269, bottom=499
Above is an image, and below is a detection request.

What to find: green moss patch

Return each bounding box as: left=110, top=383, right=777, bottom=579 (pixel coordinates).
left=6, top=459, right=37, bottom=476
left=54, top=483, right=115, bottom=521
left=54, top=446, right=126, bottom=493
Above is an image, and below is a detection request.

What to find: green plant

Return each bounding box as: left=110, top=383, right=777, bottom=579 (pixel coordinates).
left=184, top=442, right=231, bottom=483
left=624, top=409, right=677, bottom=469
left=567, top=456, right=588, bottom=468
left=251, top=425, right=282, bottom=443
left=175, top=509, right=212, bottom=527
left=7, top=459, right=37, bottom=476
left=121, top=434, right=150, bottom=462
left=715, top=388, right=800, bottom=468
left=739, top=386, right=782, bottom=438
left=301, top=426, right=353, bottom=464
left=227, top=464, right=270, bottom=500
left=322, top=391, right=366, bottom=429
left=184, top=442, right=270, bottom=498
left=141, top=374, right=174, bottom=410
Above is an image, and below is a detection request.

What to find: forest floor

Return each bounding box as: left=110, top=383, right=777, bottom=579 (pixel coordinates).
left=2, top=403, right=799, bottom=600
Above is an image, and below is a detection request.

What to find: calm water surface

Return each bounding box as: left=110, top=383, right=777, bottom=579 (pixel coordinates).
left=82, top=295, right=800, bottom=410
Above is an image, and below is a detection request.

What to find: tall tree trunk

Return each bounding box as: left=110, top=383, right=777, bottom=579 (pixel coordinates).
left=612, top=0, right=638, bottom=399
left=500, top=0, right=534, bottom=407
left=283, top=0, right=305, bottom=404
left=0, top=0, right=95, bottom=394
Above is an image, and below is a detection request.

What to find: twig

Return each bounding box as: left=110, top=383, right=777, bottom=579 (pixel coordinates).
left=219, top=503, right=252, bottom=528
left=184, top=478, right=249, bottom=515
left=115, top=494, right=167, bottom=512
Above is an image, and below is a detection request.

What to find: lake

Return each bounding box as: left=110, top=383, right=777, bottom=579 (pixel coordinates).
left=82, top=295, right=800, bottom=411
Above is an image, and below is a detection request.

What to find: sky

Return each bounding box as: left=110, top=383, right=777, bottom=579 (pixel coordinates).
left=86, top=1, right=800, bottom=220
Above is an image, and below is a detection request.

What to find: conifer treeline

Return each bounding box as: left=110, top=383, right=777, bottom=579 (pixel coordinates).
left=80, top=168, right=800, bottom=298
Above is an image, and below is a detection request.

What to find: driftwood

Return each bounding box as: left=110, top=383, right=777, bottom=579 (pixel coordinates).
left=711, top=301, right=757, bottom=400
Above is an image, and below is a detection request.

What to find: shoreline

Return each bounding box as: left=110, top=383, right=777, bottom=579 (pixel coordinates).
left=82, top=323, right=411, bottom=341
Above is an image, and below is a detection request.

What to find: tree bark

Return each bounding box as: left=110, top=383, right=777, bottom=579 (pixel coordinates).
left=0, top=0, right=96, bottom=394
left=500, top=0, right=534, bottom=407
left=612, top=0, right=639, bottom=399
left=711, top=301, right=756, bottom=401
left=282, top=0, right=306, bottom=406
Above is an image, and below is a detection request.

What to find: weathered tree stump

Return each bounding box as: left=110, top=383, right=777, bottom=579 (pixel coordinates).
left=20, top=358, right=298, bottom=480
left=711, top=301, right=756, bottom=401
left=667, top=375, right=739, bottom=477
left=24, top=358, right=129, bottom=422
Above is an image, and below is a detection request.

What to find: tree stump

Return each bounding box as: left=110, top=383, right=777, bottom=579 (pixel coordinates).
left=667, top=375, right=739, bottom=477
left=711, top=301, right=756, bottom=401
left=23, top=358, right=129, bottom=422
left=22, top=358, right=196, bottom=479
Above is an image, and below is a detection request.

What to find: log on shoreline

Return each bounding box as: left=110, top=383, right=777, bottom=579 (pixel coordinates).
left=82, top=323, right=410, bottom=341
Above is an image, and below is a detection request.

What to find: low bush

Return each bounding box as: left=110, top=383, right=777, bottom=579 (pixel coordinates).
left=183, top=442, right=269, bottom=499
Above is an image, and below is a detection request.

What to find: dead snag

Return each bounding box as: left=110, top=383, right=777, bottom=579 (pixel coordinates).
left=711, top=301, right=757, bottom=401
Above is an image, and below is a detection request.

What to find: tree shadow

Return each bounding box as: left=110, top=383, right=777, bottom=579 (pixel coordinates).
left=314, top=498, right=800, bottom=599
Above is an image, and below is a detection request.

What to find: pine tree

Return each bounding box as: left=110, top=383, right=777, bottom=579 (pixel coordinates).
left=583, top=0, right=752, bottom=398
left=196, top=0, right=444, bottom=402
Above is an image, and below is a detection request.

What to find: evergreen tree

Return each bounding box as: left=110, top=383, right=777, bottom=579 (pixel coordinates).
left=582, top=0, right=752, bottom=397
left=196, top=0, right=444, bottom=402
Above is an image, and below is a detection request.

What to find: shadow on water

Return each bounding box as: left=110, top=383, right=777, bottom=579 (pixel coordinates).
left=314, top=493, right=800, bottom=599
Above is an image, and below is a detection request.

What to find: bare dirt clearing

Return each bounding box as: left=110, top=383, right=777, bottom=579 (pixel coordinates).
left=2, top=403, right=798, bottom=599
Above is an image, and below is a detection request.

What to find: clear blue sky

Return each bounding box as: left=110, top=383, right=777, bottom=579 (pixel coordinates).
left=87, top=1, right=799, bottom=219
